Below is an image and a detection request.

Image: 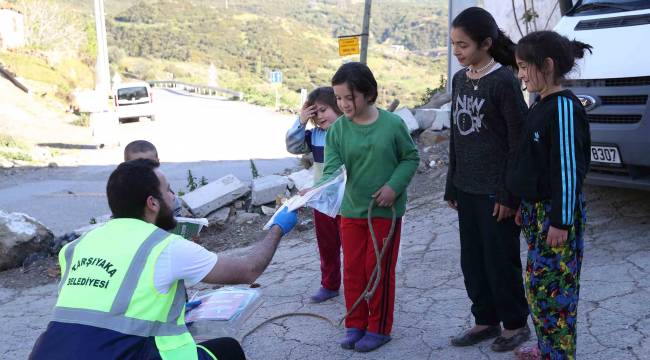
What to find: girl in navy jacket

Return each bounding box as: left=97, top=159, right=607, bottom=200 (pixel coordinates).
left=509, top=31, right=592, bottom=360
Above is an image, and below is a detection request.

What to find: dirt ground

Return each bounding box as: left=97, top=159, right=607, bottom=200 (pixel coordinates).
left=0, top=80, right=92, bottom=167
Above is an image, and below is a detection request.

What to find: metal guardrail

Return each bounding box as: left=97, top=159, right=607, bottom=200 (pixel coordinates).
left=148, top=80, right=243, bottom=100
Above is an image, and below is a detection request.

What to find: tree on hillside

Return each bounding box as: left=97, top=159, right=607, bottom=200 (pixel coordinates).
left=16, top=0, right=85, bottom=53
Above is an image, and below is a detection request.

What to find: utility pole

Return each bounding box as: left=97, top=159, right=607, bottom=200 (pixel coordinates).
left=93, top=0, right=110, bottom=109
left=359, top=0, right=372, bottom=64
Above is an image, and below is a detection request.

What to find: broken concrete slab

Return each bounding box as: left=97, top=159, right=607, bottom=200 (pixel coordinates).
left=251, top=175, right=291, bottom=206
left=182, top=175, right=250, bottom=217
left=0, top=210, right=54, bottom=271
left=440, top=102, right=451, bottom=128
left=394, top=107, right=419, bottom=133
left=414, top=109, right=437, bottom=130
left=287, top=169, right=314, bottom=191
left=206, top=207, right=231, bottom=227
left=418, top=109, right=450, bottom=131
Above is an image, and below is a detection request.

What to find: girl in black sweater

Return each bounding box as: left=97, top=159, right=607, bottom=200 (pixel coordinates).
left=509, top=31, right=592, bottom=360
left=445, top=7, right=530, bottom=353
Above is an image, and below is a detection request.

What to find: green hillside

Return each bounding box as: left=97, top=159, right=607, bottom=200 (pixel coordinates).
left=3, top=0, right=448, bottom=109
left=105, top=0, right=448, bottom=108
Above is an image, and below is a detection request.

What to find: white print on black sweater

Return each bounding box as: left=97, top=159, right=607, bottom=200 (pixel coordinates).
left=444, top=65, right=527, bottom=208
left=455, top=95, right=485, bottom=136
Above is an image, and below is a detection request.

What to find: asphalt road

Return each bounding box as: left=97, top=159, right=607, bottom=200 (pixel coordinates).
left=0, top=89, right=300, bottom=235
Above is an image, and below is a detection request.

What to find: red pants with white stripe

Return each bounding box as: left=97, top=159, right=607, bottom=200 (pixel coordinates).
left=340, top=217, right=402, bottom=335
left=313, top=209, right=342, bottom=291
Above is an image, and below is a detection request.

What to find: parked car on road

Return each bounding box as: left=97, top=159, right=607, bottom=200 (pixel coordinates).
left=113, top=81, right=156, bottom=123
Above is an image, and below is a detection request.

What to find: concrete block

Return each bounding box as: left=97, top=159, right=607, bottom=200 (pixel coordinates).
left=0, top=210, right=53, bottom=271
left=251, top=175, right=291, bottom=206
left=206, top=207, right=230, bottom=227
left=417, top=109, right=450, bottom=131
left=440, top=102, right=452, bottom=129
left=414, top=109, right=437, bottom=129
left=287, top=169, right=313, bottom=191
left=181, top=174, right=250, bottom=217
left=394, top=107, right=419, bottom=133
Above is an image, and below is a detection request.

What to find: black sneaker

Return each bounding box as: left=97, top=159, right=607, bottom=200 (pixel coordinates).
left=450, top=325, right=501, bottom=347
left=491, top=326, right=531, bottom=352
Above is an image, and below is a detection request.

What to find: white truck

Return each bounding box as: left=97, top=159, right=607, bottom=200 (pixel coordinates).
left=554, top=0, right=650, bottom=190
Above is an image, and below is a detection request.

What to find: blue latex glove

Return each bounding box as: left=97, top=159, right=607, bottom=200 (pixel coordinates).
left=185, top=300, right=202, bottom=313
left=184, top=300, right=202, bottom=327
left=271, top=207, right=297, bottom=235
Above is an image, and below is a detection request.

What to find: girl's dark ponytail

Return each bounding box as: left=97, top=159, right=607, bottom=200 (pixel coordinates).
left=490, top=29, right=517, bottom=69
left=452, top=7, right=518, bottom=69
left=570, top=40, right=593, bottom=60
left=516, top=31, right=593, bottom=82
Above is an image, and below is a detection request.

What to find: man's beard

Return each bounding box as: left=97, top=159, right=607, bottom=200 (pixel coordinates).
left=155, top=199, right=177, bottom=231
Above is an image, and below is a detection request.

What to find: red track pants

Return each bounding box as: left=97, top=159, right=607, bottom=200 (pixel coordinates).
left=340, top=216, right=402, bottom=335
left=313, top=209, right=342, bottom=291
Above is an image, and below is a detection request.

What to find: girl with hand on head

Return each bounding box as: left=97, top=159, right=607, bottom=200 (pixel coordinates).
left=445, top=6, right=531, bottom=353
left=321, top=62, right=419, bottom=353
left=509, top=31, right=592, bottom=360
left=285, top=87, right=343, bottom=304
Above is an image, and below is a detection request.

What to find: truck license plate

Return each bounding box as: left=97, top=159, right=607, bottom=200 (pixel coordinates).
left=591, top=145, right=621, bottom=164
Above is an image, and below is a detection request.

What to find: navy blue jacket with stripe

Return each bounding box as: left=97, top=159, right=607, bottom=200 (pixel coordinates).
left=507, top=90, right=591, bottom=230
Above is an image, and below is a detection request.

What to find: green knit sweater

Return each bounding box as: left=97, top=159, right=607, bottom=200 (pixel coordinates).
left=321, top=109, right=420, bottom=219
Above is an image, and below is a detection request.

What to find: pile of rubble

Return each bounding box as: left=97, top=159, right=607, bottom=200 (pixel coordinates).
left=391, top=92, right=452, bottom=173
left=180, top=169, right=313, bottom=229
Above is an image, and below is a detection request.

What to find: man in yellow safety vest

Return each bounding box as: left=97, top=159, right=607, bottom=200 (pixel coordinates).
left=29, top=159, right=298, bottom=360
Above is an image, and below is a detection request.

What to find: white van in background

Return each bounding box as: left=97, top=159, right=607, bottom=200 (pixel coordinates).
left=554, top=0, right=650, bottom=190
left=113, top=81, right=156, bottom=123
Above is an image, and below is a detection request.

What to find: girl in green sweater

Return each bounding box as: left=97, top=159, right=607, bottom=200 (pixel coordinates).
left=321, top=62, right=419, bottom=352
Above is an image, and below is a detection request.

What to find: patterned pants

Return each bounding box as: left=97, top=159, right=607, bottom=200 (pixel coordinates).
left=520, top=195, right=585, bottom=360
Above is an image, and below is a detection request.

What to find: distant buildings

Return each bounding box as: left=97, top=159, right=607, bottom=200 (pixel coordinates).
left=0, top=2, right=25, bottom=51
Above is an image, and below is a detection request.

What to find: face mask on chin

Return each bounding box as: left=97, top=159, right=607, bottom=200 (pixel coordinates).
left=155, top=198, right=177, bottom=231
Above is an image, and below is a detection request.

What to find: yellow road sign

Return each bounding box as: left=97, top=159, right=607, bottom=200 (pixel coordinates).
left=338, top=37, right=360, bottom=56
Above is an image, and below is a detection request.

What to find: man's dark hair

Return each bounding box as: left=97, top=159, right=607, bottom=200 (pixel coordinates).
left=107, top=159, right=162, bottom=219
left=331, top=62, right=378, bottom=104
left=124, top=140, right=158, bottom=160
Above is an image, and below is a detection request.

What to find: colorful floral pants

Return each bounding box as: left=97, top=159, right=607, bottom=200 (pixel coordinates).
left=521, top=195, right=585, bottom=360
